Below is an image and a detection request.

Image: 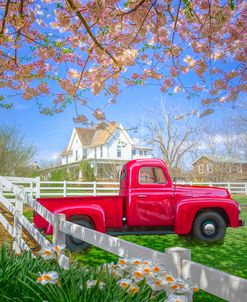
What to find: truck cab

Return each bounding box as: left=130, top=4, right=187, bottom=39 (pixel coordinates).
left=119, top=159, right=243, bottom=240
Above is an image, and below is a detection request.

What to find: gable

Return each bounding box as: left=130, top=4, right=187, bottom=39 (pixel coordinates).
left=107, top=126, right=134, bottom=148
left=76, top=128, right=96, bottom=146
left=192, top=155, right=215, bottom=166
left=90, top=122, right=118, bottom=147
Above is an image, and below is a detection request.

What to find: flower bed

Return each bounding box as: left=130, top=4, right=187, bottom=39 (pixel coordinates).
left=0, top=244, right=198, bottom=302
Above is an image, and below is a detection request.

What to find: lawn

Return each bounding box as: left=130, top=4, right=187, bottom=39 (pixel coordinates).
left=21, top=195, right=247, bottom=301
left=70, top=195, right=247, bottom=302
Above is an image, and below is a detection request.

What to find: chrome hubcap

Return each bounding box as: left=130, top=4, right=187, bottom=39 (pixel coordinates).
left=203, top=223, right=216, bottom=236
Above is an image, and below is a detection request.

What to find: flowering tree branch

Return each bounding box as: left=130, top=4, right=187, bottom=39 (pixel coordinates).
left=0, top=0, right=245, bottom=119
left=66, top=0, right=120, bottom=68
left=0, top=0, right=10, bottom=35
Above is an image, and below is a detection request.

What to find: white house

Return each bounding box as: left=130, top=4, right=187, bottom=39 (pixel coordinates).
left=60, top=122, right=153, bottom=179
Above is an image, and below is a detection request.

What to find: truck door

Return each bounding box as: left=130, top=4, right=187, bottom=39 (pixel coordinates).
left=128, top=166, right=175, bottom=227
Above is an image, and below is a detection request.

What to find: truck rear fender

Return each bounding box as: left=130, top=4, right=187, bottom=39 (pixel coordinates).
left=46, top=204, right=105, bottom=234
left=175, top=198, right=239, bottom=235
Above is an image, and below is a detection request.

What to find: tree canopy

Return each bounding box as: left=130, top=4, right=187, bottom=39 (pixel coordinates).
left=0, top=124, right=36, bottom=175
left=0, top=0, right=246, bottom=120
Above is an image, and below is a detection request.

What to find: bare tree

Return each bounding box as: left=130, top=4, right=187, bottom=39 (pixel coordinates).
left=0, top=124, right=36, bottom=176
left=144, top=103, right=199, bottom=170
left=230, top=111, right=247, bottom=160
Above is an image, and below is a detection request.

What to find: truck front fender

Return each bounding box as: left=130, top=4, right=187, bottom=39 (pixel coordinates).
left=46, top=204, right=106, bottom=234
left=175, top=198, right=239, bottom=235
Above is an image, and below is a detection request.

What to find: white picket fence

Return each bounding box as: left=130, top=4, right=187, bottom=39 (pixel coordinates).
left=1, top=177, right=247, bottom=200
left=0, top=176, right=247, bottom=301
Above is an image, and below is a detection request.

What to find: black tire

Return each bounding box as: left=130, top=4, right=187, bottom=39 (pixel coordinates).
left=192, top=211, right=226, bottom=242
left=65, top=216, right=94, bottom=252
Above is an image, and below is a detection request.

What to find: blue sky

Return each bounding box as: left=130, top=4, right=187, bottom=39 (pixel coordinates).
left=0, top=82, right=243, bottom=165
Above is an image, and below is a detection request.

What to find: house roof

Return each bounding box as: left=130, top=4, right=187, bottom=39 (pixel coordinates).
left=61, top=122, right=119, bottom=156
left=90, top=122, right=117, bottom=147
left=60, top=149, right=72, bottom=157
left=192, top=155, right=247, bottom=165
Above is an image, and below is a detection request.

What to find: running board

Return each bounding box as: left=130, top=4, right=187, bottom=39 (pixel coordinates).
left=107, top=230, right=175, bottom=236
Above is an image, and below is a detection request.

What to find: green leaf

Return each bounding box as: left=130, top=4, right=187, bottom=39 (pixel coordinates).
left=230, top=0, right=235, bottom=10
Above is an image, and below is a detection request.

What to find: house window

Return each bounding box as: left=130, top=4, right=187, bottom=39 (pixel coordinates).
left=132, top=149, right=136, bottom=156
left=117, top=145, right=121, bottom=158
left=237, top=164, right=242, bottom=173
left=207, top=164, right=213, bottom=173
left=94, top=148, right=96, bottom=158
left=100, top=146, right=103, bottom=158
left=75, top=150, right=78, bottom=161
left=139, top=150, right=143, bottom=156
left=83, top=149, right=87, bottom=159
left=198, top=164, right=204, bottom=174
left=139, top=167, right=167, bottom=184
left=144, top=150, right=147, bottom=156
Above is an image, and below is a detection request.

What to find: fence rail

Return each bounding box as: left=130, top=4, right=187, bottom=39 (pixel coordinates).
left=0, top=176, right=247, bottom=301
left=1, top=177, right=247, bottom=198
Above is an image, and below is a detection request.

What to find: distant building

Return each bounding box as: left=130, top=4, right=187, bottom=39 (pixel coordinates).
left=192, top=155, right=247, bottom=181
left=60, top=122, right=153, bottom=179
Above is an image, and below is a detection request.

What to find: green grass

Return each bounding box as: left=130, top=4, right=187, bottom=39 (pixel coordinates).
left=233, top=194, right=247, bottom=205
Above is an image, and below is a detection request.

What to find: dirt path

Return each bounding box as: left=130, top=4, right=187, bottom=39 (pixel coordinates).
left=0, top=204, right=40, bottom=253
left=0, top=204, right=12, bottom=245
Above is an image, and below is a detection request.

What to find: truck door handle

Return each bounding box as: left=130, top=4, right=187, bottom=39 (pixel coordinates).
left=138, top=194, right=147, bottom=198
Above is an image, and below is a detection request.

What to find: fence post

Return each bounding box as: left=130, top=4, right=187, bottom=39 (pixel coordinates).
left=13, top=191, right=23, bottom=254
left=166, top=247, right=193, bottom=302
left=245, top=183, right=247, bottom=196
left=30, top=181, right=33, bottom=198
left=53, top=213, right=66, bottom=246
left=227, top=182, right=231, bottom=194
left=63, top=181, right=67, bottom=197
left=52, top=213, right=70, bottom=270
left=93, top=181, right=97, bottom=196
left=36, top=176, right=40, bottom=198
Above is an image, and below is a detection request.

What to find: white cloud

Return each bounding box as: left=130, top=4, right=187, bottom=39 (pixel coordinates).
left=34, top=151, right=61, bottom=167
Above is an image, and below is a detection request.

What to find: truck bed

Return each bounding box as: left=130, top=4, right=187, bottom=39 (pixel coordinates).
left=34, top=195, right=124, bottom=234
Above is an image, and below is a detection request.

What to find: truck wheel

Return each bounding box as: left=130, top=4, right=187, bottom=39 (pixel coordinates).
left=192, top=211, right=226, bottom=242
left=65, top=216, right=94, bottom=252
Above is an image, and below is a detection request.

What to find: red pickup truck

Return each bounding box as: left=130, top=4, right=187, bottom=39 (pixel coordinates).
left=34, top=159, right=244, bottom=251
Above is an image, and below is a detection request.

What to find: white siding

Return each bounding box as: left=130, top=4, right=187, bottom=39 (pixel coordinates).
left=107, top=129, right=132, bottom=160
